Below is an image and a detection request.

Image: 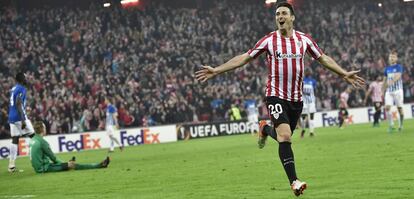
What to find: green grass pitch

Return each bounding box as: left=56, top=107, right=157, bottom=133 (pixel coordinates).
left=1, top=119, right=413, bottom=199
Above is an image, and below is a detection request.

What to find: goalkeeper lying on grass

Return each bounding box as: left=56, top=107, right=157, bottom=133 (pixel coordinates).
left=29, top=121, right=110, bottom=173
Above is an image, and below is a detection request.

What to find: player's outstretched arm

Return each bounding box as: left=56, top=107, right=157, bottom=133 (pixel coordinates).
left=317, top=54, right=365, bottom=89
left=195, top=53, right=252, bottom=82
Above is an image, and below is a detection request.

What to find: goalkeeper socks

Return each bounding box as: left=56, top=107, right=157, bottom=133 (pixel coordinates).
left=263, top=125, right=277, bottom=141
left=75, top=163, right=102, bottom=170
left=279, top=142, right=297, bottom=184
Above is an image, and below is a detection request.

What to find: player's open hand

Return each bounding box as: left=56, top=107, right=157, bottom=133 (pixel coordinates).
left=343, top=70, right=365, bottom=89
left=195, top=66, right=218, bottom=83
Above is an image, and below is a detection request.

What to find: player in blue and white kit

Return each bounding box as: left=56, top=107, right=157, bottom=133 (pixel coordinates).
left=244, top=98, right=259, bottom=134
left=105, top=97, right=124, bottom=152
left=383, top=51, right=404, bottom=132
left=8, top=72, right=35, bottom=172
left=300, top=70, right=317, bottom=137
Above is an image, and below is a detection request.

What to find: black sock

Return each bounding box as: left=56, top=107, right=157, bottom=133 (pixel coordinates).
left=374, top=111, right=380, bottom=124
left=400, top=114, right=404, bottom=126
left=264, top=125, right=277, bottom=141
left=279, top=142, right=297, bottom=184
left=338, top=117, right=344, bottom=127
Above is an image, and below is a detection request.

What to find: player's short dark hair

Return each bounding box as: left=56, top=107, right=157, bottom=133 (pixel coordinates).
left=15, top=72, right=26, bottom=83
left=276, top=2, right=295, bottom=16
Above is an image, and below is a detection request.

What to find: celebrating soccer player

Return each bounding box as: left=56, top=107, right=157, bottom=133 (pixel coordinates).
left=382, top=51, right=404, bottom=132
left=8, top=72, right=35, bottom=173
left=29, top=121, right=110, bottom=173
left=195, top=2, right=365, bottom=196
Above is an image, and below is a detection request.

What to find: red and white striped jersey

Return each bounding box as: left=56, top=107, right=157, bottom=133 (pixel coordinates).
left=369, top=81, right=383, bottom=103
left=247, top=30, right=323, bottom=102
left=339, top=91, right=349, bottom=109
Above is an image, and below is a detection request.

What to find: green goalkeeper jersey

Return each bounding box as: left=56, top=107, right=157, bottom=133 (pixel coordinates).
left=29, top=134, right=62, bottom=173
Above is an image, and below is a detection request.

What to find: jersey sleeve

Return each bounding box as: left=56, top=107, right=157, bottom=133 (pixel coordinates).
left=247, top=34, right=271, bottom=59
left=42, top=139, right=61, bottom=164
left=383, top=68, right=388, bottom=77
left=304, top=34, right=323, bottom=60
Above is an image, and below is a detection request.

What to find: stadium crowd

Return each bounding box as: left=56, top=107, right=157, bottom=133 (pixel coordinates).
left=0, top=0, right=413, bottom=138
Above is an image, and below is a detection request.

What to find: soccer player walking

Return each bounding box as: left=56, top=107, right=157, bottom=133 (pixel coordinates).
left=364, top=75, right=384, bottom=127
left=8, top=72, right=35, bottom=173
left=105, top=96, right=124, bottom=152
left=300, top=70, right=317, bottom=137
left=195, top=2, right=364, bottom=196
left=382, top=51, right=404, bottom=132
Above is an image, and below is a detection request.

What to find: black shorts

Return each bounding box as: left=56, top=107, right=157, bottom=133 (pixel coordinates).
left=339, top=108, right=349, bottom=117
left=374, top=102, right=382, bottom=110
left=265, top=96, right=303, bottom=132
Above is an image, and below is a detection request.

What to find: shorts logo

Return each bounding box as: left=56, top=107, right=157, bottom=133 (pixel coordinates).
left=268, top=104, right=283, bottom=120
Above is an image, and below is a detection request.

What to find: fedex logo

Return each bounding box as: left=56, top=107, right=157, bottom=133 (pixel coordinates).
left=0, top=138, right=29, bottom=158
left=58, top=134, right=101, bottom=152
left=322, top=113, right=338, bottom=127
left=322, top=113, right=354, bottom=127
left=120, top=129, right=160, bottom=146
left=0, top=147, right=9, bottom=158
